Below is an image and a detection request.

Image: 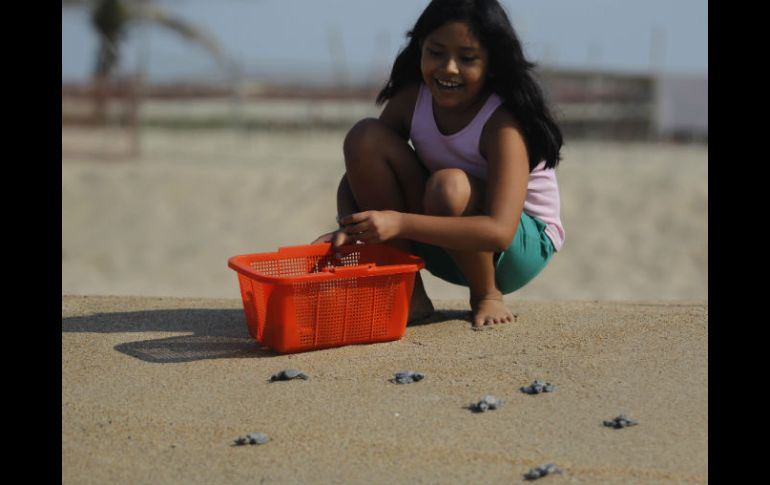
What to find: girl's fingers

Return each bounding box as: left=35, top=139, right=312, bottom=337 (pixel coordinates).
left=339, top=211, right=370, bottom=226
left=343, top=221, right=369, bottom=235
left=332, top=230, right=354, bottom=248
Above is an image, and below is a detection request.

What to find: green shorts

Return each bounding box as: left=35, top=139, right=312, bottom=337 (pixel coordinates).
left=410, top=213, right=555, bottom=295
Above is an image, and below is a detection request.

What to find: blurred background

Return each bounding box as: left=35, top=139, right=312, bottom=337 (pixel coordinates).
left=61, top=0, right=707, bottom=302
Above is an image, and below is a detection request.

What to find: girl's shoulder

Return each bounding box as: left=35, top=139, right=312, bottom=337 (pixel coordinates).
left=390, top=82, right=421, bottom=112
left=479, top=102, right=526, bottom=160
left=485, top=101, right=521, bottom=132
left=378, top=82, right=422, bottom=139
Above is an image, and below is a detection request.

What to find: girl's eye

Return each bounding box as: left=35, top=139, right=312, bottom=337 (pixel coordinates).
left=461, top=56, right=478, bottom=63
left=427, top=49, right=442, bottom=57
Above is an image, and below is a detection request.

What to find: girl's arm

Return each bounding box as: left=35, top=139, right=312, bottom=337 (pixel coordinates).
left=378, top=83, right=419, bottom=139
left=311, top=84, right=418, bottom=246
left=341, top=109, right=530, bottom=252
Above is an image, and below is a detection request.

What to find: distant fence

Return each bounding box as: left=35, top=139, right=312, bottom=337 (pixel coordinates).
left=62, top=68, right=707, bottom=143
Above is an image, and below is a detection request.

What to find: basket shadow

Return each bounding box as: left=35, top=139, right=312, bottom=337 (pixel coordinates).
left=61, top=308, right=280, bottom=363
left=61, top=306, right=472, bottom=363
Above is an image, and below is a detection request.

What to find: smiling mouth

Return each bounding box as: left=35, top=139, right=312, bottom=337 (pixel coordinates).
left=435, top=78, right=464, bottom=90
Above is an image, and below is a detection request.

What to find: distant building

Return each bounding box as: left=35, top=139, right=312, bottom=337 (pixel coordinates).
left=537, top=68, right=707, bottom=143
left=654, top=75, right=708, bottom=142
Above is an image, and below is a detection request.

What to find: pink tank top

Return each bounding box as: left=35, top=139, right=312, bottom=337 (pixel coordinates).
left=409, top=82, right=564, bottom=251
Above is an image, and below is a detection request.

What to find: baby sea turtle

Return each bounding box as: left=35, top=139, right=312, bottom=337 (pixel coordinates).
left=234, top=432, right=269, bottom=446
left=469, top=394, right=502, bottom=412
left=520, top=379, right=555, bottom=394
left=389, top=370, right=425, bottom=384
left=603, top=414, right=639, bottom=429
left=269, top=369, right=309, bottom=382
left=524, top=463, right=562, bottom=480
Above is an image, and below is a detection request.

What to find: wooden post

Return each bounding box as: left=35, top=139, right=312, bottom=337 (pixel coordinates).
left=128, top=70, right=143, bottom=158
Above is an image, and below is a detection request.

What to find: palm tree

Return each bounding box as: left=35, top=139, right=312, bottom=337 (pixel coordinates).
left=64, top=0, right=228, bottom=123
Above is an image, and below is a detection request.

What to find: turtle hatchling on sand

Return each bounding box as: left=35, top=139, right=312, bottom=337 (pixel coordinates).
left=469, top=394, right=502, bottom=412
left=234, top=432, right=269, bottom=446
left=520, top=379, right=555, bottom=394
left=603, top=414, right=639, bottom=429
left=269, top=369, right=309, bottom=382
left=389, top=370, right=425, bottom=384
left=524, top=463, right=562, bottom=480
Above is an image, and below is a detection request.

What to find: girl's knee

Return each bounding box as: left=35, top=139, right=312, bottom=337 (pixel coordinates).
left=423, top=169, right=473, bottom=216
left=343, top=118, right=388, bottom=161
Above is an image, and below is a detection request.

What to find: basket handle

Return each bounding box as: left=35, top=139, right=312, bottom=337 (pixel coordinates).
left=321, top=263, right=375, bottom=276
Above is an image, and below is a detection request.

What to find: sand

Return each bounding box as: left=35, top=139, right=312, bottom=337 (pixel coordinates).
left=62, top=295, right=707, bottom=485
left=62, top=121, right=707, bottom=483
left=61, top=126, right=707, bottom=302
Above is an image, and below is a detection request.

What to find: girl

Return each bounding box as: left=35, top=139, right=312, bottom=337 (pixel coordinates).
left=313, top=0, right=564, bottom=328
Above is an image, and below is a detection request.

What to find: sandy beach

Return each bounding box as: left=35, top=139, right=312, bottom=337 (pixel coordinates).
left=62, top=295, right=707, bottom=485
left=62, top=126, right=707, bottom=302
left=62, top=120, right=707, bottom=483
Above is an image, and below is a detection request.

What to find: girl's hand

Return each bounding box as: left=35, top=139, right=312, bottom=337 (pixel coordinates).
left=311, top=229, right=356, bottom=248
left=339, top=210, right=402, bottom=244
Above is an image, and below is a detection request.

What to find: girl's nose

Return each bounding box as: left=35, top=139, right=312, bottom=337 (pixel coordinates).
left=444, top=57, right=460, bottom=74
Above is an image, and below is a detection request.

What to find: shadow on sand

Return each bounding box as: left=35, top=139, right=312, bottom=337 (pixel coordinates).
left=61, top=307, right=468, bottom=364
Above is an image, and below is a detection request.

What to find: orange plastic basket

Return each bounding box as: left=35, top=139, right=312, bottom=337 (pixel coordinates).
left=228, top=243, right=425, bottom=353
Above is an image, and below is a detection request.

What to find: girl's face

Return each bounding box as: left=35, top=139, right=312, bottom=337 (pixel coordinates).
left=420, top=21, right=490, bottom=111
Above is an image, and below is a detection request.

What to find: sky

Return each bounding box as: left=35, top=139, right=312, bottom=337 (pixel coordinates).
left=62, top=0, right=708, bottom=84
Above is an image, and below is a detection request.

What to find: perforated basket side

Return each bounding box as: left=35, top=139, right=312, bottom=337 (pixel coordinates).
left=285, top=273, right=409, bottom=351
left=229, top=244, right=422, bottom=352
left=249, top=256, right=313, bottom=277
left=370, top=274, right=400, bottom=339
left=289, top=277, right=359, bottom=347
left=290, top=279, right=322, bottom=347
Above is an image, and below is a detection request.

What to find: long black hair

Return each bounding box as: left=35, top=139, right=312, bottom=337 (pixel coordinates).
left=376, top=0, right=563, bottom=170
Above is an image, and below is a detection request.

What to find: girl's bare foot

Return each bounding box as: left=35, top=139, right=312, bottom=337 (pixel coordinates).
left=470, top=293, right=513, bottom=328
left=408, top=272, right=435, bottom=323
